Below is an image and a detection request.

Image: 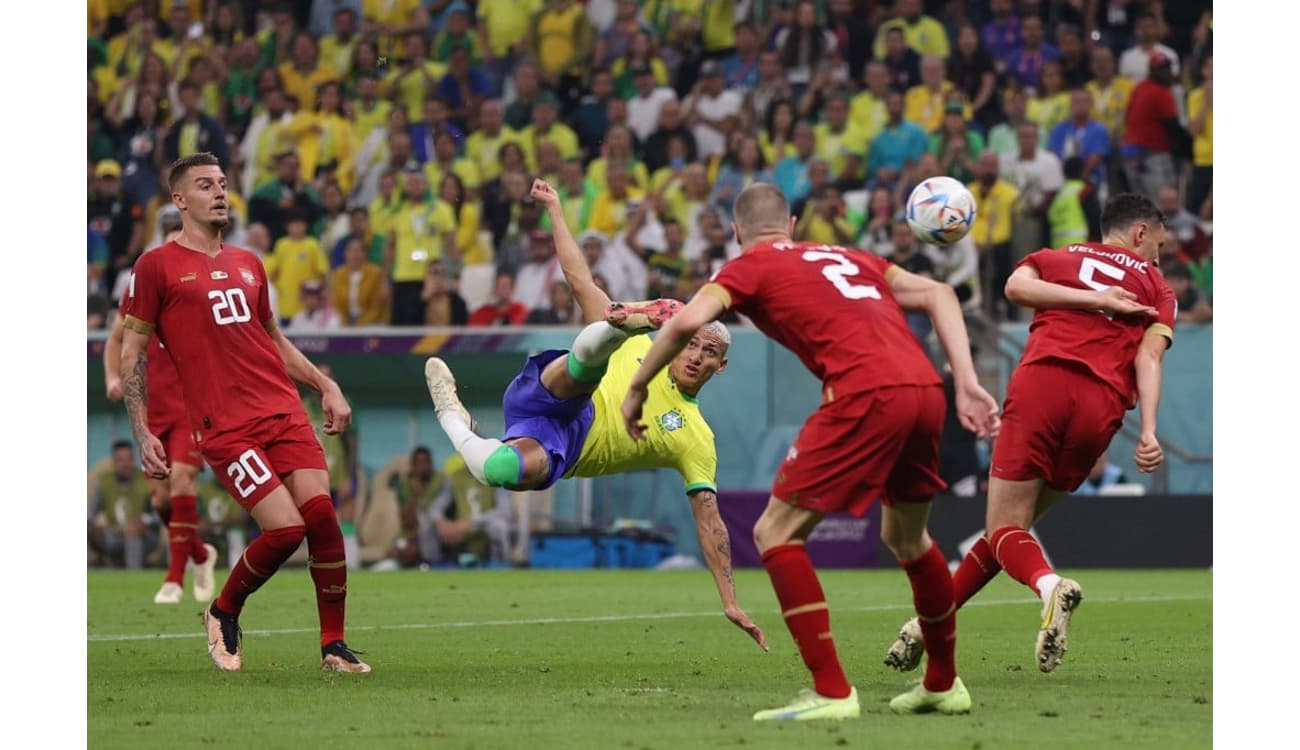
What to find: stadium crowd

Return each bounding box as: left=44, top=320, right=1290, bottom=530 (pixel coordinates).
left=87, top=0, right=1213, bottom=333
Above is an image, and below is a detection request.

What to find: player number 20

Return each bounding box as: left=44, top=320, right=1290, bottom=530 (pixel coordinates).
left=801, top=251, right=882, bottom=300
left=208, top=288, right=252, bottom=325
left=227, top=449, right=273, bottom=499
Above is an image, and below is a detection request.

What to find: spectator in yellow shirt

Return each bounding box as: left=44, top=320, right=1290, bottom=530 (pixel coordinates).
left=350, top=74, right=393, bottom=145
left=873, top=0, right=951, bottom=60
left=282, top=81, right=358, bottom=194
left=279, top=32, right=339, bottom=112
left=814, top=94, right=869, bottom=188
left=266, top=210, right=331, bottom=322
left=320, top=6, right=362, bottom=78
left=520, top=92, right=581, bottom=168
left=477, top=0, right=544, bottom=94
left=904, top=55, right=969, bottom=133
left=425, top=130, right=483, bottom=195
left=1085, top=47, right=1134, bottom=141
left=386, top=168, right=458, bottom=325
left=527, top=0, right=594, bottom=108
left=588, top=162, right=645, bottom=237
left=1186, top=55, right=1213, bottom=214
left=966, top=152, right=1021, bottom=321
left=439, top=173, right=492, bottom=266
left=383, top=32, right=447, bottom=121
left=585, top=124, right=650, bottom=192
left=1027, top=61, right=1070, bottom=137
left=362, top=0, right=427, bottom=62
left=850, top=61, right=892, bottom=146
left=465, top=99, right=520, bottom=183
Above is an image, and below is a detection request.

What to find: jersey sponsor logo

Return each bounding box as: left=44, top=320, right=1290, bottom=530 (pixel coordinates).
left=658, top=409, right=684, bottom=432
left=210, top=270, right=229, bottom=280
left=239, top=268, right=256, bottom=285
left=179, top=272, right=197, bottom=283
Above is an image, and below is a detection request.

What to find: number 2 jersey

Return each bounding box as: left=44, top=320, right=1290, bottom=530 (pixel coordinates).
left=1016, top=242, right=1176, bottom=405
left=701, top=240, right=940, bottom=399
left=122, top=241, right=303, bottom=438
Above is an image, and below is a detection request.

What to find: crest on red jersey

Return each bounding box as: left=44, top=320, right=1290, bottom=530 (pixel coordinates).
left=239, top=268, right=256, bottom=285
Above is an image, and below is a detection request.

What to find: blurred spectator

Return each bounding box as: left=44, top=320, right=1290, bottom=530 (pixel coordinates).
left=389, top=448, right=515, bottom=567
left=1047, top=89, right=1111, bottom=190
left=504, top=62, right=542, bottom=130
left=572, top=69, right=616, bottom=156
left=968, top=152, right=1020, bottom=321
left=88, top=226, right=110, bottom=297
left=1186, top=55, right=1213, bottom=215
left=1056, top=24, right=1090, bottom=89
left=862, top=187, right=900, bottom=255
left=558, top=159, right=597, bottom=231
left=849, top=62, right=891, bottom=146
left=222, top=39, right=265, bottom=138
left=410, top=97, right=464, bottom=165
left=350, top=73, right=393, bottom=146
left=437, top=45, right=492, bottom=129
left=759, top=98, right=798, bottom=169
left=485, top=171, right=537, bottom=271
left=422, top=260, right=471, bottom=325
left=1072, top=451, right=1129, bottom=496
left=628, top=66, right=679, bottom=144
left=595, top=0, right=652, bottom=69
left=980, top=0, right=1021, bottom=70
left=1004, top=15, right=1059, bottom=89
left=948, top=23, right=998, bottom=129
left=723, top=21, right=762, bottom=90
left=249, top=150, right=324, bottom=239
left=1000, top=121, right=1064, bottom=269
left=469, top=271, right=530, bottom=326
left=526, top=280, right=581, bottom=324
left=382, top=32, right=443, bottom=124
left=441, top=173, right=490, bottom=265
left=1156, top=186, right=1210, bottom=263
left=278, top=32, right=338, bottom=112
left=684, top=60, right=742, bottom=160
left=589, top=162, right=646, bottom=236
left=880, top=26, right=921, bottom=92
left=317, top=181, right=352, bottom=255
left=744, top=51, right=793, bottom=130
left=645, top=218, right=694, bottom=301
left=515, top=229, right=564, bottom=311
left=691, top=207, right=741, bottom=282
left=521, top=92, right=582, bottom=166
left=1119, top=11, right=1180, bottom=81
left=354, top=108, right=413, bottom=205
left=931, top=101, right=985, bottom=184
left=332, top=206, right=387, bottom=266
left=642, top=101, right=699, bottom=175
left=773, top=121, right=819, bottom=204
left=795, top=184, right=860, bottom=247
left=905, top=55, right=967, bottom=133
left=711, top=136, right=773, bottom=213
left=526, top=0, right=595, bottom=110
left=366, top=166, right=407, bottom=247
left=87, top=159, right=144, bottom=297
left=284, top=81, right=357, bottom=193
left=872, top=0, right=950, bottom=61
left=88, top=441, right=157, bottom=570
left=387, top=167, right=457, bottom=325
left=1121, top=52, right=1183, bottom=201
left=114, top=91, right=167, bottom=206
left=432, top=3, right=482, bottom=64
left=1048, top=157, right=1090, bottom=247
left=580, top=229, right=645, bottom=303
left=289, top=278, right=343, bottom=330
left=922, top=231, right=980, bottom=309
left=106, top=51, right=172, bottom=130
left=826, top=0, right=872, bottom=83
left=170, top=54, right=223, bottom=122
left=388, top=446, right=448, bottom=568
left=162, top=79, right=230, bottom=168
left=238, top=86, right=293, bottom=198
left=477, top=0, right=543, bottom=95
left=425, top=129, right=482, bottom=196
left=318, top=4, right=362, bottom=74
left=1086, top=47, right=1134, bottom=157
left=865, top=91, right=928, bottom=188
left=1027, top=61, right=1069, bottom=137
left=986, top=85, right=1035, bottom=158
left=267, top=210, right=330, bottom=322
left=776, top=1, right=839, bottom=94
left=879, top=219, right=936, bottom=343
left=1164, top=261, right=1212, bottom=324
left=330, top=236, right=389, bottom=326
left=467, top=99, right=522, bottom=185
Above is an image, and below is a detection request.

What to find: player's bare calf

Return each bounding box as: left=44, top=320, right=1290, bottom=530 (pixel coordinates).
left=604, top=299, right=682, bottom=335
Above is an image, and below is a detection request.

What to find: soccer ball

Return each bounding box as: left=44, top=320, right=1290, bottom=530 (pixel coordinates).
left=906, top=176, right=977, bottom=246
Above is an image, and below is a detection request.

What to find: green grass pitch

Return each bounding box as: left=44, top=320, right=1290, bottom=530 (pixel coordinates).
left=88, top=568, right=1211, bottom=749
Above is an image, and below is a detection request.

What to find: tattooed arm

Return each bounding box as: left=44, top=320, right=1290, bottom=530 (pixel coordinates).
left=689, top=490, right=769, bottom=651
left=120, top=327, right=169, bottom=478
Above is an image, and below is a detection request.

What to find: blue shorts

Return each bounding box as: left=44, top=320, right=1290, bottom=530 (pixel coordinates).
left=501, top=349, right=595, bottom=490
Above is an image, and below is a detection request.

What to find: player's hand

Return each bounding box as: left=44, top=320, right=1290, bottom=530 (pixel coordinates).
left=529, top=178, right=560, bottom=208
left=1095, top=286, right=1158, bottom=317
left=321, top=384, right=353, bottom=435
left=622, top=385, right=649, bottom=441
left=1134, top=430, right=1164, bottom=473
left=955, top=381, right=1001, bottom=439
left=138, top=433, right=171, bottom=479
left=105, top=376, right=123, bottom=401
left=724, top=605, right=769, bottom=652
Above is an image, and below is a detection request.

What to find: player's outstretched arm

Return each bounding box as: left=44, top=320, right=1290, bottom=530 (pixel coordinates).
left=622, top=293, right=726, bottom=439
left=266, top=322, right=353, bottom=434
left=689, top=489, right=769, bottom=651
left=120, top=327, right=169, bottom=478
left=529, top=178, right=611, bottom=324
left=104, top=315, right=127, bottom=400
left=1005, top=264, right=1158, bottom=317
left=889, top=268, right=1000, bottom=438
left=1133, top=328, right=1169, bottom=474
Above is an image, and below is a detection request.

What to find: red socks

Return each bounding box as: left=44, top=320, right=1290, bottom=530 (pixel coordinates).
left=901, top=543, right=957, bottom=692
left=952, top=536, right=1002, bottom=608
left=761, top=544, right=852, bottom=699
left=990, top=526, right=1054, bottom=592
left=164, top=496, right=201, bottom=585
left=300, top=495, right=348, bottom=646
left=215, top=524, right=306, bottom=615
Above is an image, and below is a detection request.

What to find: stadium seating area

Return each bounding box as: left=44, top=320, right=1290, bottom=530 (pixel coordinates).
left=88, top=0, right=1213, bottom=332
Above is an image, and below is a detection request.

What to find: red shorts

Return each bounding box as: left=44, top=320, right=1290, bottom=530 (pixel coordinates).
left=991, top=361, right=1127, bottom=492
left=155, top=418, right=203, bottom=470
left=198, top=412, right=327, bottom=512
left=773, top=384, right=947, bottom=516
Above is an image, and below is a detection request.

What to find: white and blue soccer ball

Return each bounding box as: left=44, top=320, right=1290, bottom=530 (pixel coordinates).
left=906, top=176, right=977, bottom=246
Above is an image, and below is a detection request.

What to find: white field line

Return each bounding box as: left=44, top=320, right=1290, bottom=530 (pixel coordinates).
left=87, top=593, right=1210, bottom=643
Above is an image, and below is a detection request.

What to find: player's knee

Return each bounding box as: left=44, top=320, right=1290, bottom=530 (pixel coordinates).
left=169, top=471, right=198, bottom=497
left=483, top=445, right=524, bottom=487
left=881, top=528, right=931, bottom=562
left=752, top=514, right=787, bottom=554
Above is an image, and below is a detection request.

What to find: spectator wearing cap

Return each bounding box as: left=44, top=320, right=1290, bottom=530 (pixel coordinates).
left=1047, top=89, right=1111, bottom=191
left=477, top=0, right=544, bottom=96
left=319, top=5, right=362, bottom=76
left=775, top=1, right=839, bottom=95
left=1186, top=54, right=1212, bottom=216
left=588, top=162, right=646, bottom=237
left=1121, top=51, right=1183, bottom=201
left=468, top=271, right=530, bottom=326
left=410, top=97, right=465, bottom=165
left=87, top=159, right=144, bottom=297
left=948, top=23, right=999, bottom=129
left=1004, top=15, right=1060, bottom=89
left=627, top=65, right=679, bottom=144
left=386, top=167, right=458, bottom=325
left=436, top=45, right=493, bottom=130
left=432, top=3, right=484, bottom=63
left=685, top=60, right=743, bottom=160
left=865, top=90, right=929, bottom=189
left=330, top=235, right=385, bottom=325
left=722, top=22, right=763, bottom=91
left=466, top=99, right=523, bottom=184
left=503, top=62, right=542, bottom=131
left=288, top=278, right=343, bottom=331
left=930, top=100, right=985, bottom=185
left=267, top=209, right=331, bottom=322
left=526, top=0, right=594, bottom=111
left=1119, top=11, right=1180, bottom=82
left=249, top=150, right=324, bottom=240
left=161, top=79, right=230, bottom=168
left=873, top=0, right=950, bottom=61
left=425, top=129, right=483, bottom=196
left=1026, top=60, right=1070, bottom=138
left=904, top=55, right=970, bottom=133
left=813, top=94, right=869, bottom=190
left=879, top=26, right=922, bottom=92
left=421, top=259, right=470, bottom=326
left=520, top=91, right=582, bottom=168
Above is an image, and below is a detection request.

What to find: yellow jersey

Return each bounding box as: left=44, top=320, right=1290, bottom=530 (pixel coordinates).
left=265, top=236, right=329, bottom=318
left=1188, top=86, right=1212, bottom=167
left=478, top=0, right=544, bottom=57
left=569, top=335, right=718, bottom=495
left=966, top=178, right=1020, bottom=246
left=1086, top=77, right=1135, bottom=139
left=391, top=200, right=457, bottom=282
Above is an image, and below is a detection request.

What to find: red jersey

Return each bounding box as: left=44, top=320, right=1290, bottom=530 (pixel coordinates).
left=704, top=240, right=940, bottom=399
left=123, top=241, right=304, bottom=437
left=1123, top=80, right=1177, bottom=151
left=1017, top=242, right=1176, bottom=405
left=117, top=276, right=186, bottom=432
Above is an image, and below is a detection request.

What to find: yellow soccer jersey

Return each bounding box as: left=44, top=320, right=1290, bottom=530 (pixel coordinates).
left=568, top=335, right=718, bottom=495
